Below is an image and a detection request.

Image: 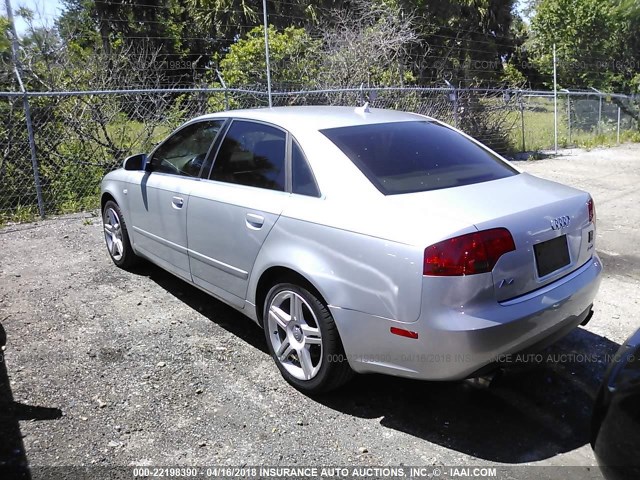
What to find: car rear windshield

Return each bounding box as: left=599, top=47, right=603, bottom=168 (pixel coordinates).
left=321, top=120, right=518, bottom=195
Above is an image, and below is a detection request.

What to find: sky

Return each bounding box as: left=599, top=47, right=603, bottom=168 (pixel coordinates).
left=5, top=0, right=64, bottom=35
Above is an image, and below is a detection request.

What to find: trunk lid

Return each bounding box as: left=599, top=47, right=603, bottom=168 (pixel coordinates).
left=387, top=173, right=596, bottom=301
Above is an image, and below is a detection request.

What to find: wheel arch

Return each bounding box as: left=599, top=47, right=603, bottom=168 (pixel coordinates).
left=100, top=185, right=137, bottom=257
left=101, top=191, right=116, bottom=212
left=100, top=171, right=130, bottom=214
left=100, top=181, right=131, bottom=229
left=254, top=266, right=329, bottom=328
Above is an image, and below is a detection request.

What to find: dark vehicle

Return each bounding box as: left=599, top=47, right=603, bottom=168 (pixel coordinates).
left=591, top=328, right=640, bottom=480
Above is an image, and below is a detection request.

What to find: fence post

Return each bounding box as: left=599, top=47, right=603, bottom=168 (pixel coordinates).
left=215, top=69, right=229, bottom=110
left=519, top=90, right=525, bottom=153
left=598, top=96, right=602, bottom=133
left=444, top=79, right=458, bottom=128
left=617, top=106, right=621, bottom=144
left=590, top=87, right=603, bottom=134
left=4, top=0, right=45, bottom=218
left=567, top=93, right=571, bottom=145
left=562, top=89, right=571, bottom=145
left=261, top=0, right=273, bottom=108
left=553, top=43, right=558, bottom=155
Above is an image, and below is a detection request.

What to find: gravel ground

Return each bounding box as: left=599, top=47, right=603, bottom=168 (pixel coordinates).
left=0, top=143, right=638, bottom=479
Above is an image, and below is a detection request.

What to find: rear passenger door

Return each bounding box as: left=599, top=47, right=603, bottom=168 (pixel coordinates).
left=187, top=120, right=290, bottom=307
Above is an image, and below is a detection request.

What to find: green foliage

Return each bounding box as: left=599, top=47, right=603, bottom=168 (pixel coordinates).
left=3, top=0, right=640, bottom=225
left=529, top=0, right=640, bottom=95
left=0, top=16, right=13, bottom=89
left=46, top=161, right=102, bottom=214
left=0, top=204, right=40, bottom=225
left=502, top=60, right=527, bottom=87
left=219, top=26, right=321, bottom=88
left=205, top=89, right=230, bottom=112
left=405, top=0, right=518, bottom=86
left=0, top=17, right=10, bottom=52
left=317, top=0, right=419, bottom=87
left=53, top=0, right=522, bottom=88
left=457, top=94, right=517, bottom=154
left=58, top=0, right=214, bottom=88
left=529, top=0, right=615, bottom=88
left=506, top=97, right=640, bottom=153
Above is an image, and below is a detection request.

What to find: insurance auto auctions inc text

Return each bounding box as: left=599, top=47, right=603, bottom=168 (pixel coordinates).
left=255, top=466, right=497, bottom=478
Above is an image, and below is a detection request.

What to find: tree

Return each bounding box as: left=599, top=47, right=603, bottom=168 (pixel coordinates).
left=528, top=0, right=617, bottom=89
left=319, top=0, right=419, bottom=87
left=184, top=0, right=341, bottom=46
left=399, top=0, right=518, bottom=86
left=529, top=0, right=640, bottom=124
left=0, top=16, right=13, bottom=89
left=218, top=25, right=321, bottom=89
left=528, top=0, right=640, bottom=93
left=611, top=0, right=640, bottom=93
left=57, top=0, right=215, bottom=88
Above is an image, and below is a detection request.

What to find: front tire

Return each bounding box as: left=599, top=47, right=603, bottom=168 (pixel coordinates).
left=263, top=283, right=353, bottom=394
left=102, top=200, right=139, bottom=269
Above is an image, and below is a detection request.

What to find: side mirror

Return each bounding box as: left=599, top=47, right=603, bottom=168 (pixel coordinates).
left=123, top=153, right=148, bottom=171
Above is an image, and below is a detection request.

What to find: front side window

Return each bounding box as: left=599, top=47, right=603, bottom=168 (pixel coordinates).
left=209, top=120, right=286, bottom=191
left=150, top=120, right=224, bottom=177
left=321, top=121, right=518, bottom=195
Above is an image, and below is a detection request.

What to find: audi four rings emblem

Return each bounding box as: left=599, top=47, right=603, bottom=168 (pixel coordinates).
left=551, top=215, right=571, bottom=230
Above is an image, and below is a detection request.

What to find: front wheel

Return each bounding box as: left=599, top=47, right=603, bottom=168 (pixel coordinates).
left=263, top=283, right=353, bottom=394
left=102, top=200, right=139, bottom=269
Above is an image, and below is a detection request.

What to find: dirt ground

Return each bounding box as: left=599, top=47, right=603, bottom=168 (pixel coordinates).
left=1, top=143, right=639, bottom=479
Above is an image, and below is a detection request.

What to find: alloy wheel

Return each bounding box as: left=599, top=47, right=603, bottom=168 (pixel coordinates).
left=103, top=207, right=124, bottom=261
left=267, top=290, right=323, bottom=381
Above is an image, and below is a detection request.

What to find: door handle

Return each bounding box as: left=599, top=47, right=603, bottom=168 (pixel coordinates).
left=246, top=213, right=264, bottom=229
left=172, top=196, right=184, bottom=209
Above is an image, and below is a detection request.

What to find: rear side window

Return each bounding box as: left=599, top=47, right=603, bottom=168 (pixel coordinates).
left=210, top=120, right=286, bottom=191
left=321, top=121, right=518, bottom=195
left=291, top=141, right=320, bottom=197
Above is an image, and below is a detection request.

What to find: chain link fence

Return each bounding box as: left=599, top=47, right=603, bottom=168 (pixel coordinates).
left=512, top=91, right=640, bottom=152
left=0, top=86, right=638, bottom=223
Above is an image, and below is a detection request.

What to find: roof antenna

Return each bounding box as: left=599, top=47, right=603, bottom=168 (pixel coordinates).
left=355, top=102, right=370, bottom=115
left=355, top=83, right=375, bottom=114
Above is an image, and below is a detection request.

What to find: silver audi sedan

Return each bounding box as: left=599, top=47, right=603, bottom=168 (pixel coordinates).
left=101, top=106, right=602, bottom=393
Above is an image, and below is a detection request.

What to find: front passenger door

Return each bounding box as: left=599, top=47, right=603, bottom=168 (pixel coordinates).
left=127, top=120, right=224, bottom=280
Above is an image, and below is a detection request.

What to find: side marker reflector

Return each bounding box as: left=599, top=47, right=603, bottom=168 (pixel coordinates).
left=390, top=327, right=419, bottom=339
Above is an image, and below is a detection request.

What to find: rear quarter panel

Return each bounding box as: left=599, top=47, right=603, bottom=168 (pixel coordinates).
left=247, top=199, right=425, bottom=323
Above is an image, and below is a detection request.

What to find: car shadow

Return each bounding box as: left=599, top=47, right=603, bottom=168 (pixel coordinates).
left=130, top=263, right=618, bottom=463
left=0, top=323, right=63, bottom=480
left=317, top=327, right=619, bottom=463
left=133, top=263, right=268, bottom=354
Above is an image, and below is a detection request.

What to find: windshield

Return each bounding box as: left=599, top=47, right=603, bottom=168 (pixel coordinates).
left=321, top=120, right=518, bottom=195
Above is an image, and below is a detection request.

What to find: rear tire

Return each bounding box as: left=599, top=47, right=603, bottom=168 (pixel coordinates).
left=263, top=282, right=353, bottom=394
left=102, top=200, right=139, bottom=270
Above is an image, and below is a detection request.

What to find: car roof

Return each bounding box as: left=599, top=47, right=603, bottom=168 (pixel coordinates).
left=193, top=106, right=433, bottom=131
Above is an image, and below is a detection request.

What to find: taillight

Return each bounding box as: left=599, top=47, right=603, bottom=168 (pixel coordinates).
left=587, top=197, right=596, bottom=225
left=423, top=228, right=515, bottom=276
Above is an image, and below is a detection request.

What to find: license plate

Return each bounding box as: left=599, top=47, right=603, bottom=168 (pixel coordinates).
left=534, top=235, right=570, bottom=277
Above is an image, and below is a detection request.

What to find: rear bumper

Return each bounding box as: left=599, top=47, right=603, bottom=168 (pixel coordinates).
left=330, top=254, right=602, bottom=380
